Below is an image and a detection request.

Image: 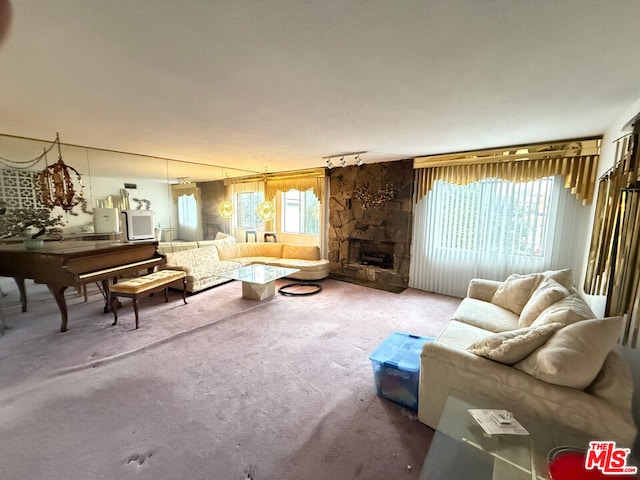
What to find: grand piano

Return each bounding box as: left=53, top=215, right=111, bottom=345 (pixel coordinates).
left=0, top=240, right=165, bottom=332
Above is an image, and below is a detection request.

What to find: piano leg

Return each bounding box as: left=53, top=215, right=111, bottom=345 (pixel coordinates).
left=102, top=279, right=111, bottom=313
left=103, top=278, right=122, bottom=312
left=14, top=277, right=27, bottom=312
left=47, top=285, right=69, bottom=332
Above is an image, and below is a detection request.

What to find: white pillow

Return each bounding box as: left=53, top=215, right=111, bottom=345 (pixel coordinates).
left=542, top=268, right=574, bottom=290
left=530, top=294, right=596, bottom=328
left=519, top=278, right=570, bottom=327
left=491, top=273, right=544, bottom=315
left=467, top=322, right=562, bottom=365
left=514, top=316, right=624, bottom=389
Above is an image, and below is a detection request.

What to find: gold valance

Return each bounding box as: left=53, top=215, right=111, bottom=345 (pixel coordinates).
left=225, top=168, right=325, bottom=200
left=413, top=137, right=601, bottom=204
left=171, top=183, right=201, bottom=203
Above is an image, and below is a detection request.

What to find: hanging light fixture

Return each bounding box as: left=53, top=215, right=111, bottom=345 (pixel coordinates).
left=256, top=200, right=275, bottom=221
left=219, top=201, right=235, bottom=218
left=36, top=133, right=84, bottom=212
left=355, top=154, right=364, bottom=166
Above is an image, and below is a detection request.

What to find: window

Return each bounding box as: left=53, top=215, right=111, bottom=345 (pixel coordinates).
left=282, top=189, right=319, bottom=234
left=436, top=177, right=553, bottom=257
left=409, top=175, right=587, bottom=298
left=236, top=191, right=264, bottom=230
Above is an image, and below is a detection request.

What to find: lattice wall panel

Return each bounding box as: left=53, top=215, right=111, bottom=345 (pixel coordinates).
left=0, top=169, right=40, bottom=209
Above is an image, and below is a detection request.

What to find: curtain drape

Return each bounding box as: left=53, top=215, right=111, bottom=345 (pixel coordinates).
left=414, top=137, right=601, bottom=205
left=177, top=193, right=199, bottom=241
left=410, top=175, right=589, bottom=297
left=225, top=169, right=325, bottom=201
left=585, top=131, right=640, bottom=347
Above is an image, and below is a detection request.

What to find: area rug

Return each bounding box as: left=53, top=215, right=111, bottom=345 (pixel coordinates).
left=0, top=278, right=460, bottom=480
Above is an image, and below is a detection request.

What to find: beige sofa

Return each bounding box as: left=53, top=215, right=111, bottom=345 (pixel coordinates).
left=159, top=236, right=329, bottom=293
left=418, top=269, right=637, bottom=446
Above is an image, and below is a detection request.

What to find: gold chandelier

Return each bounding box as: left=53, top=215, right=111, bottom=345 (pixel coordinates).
left=219, top=200, right=235, bottom=219
left=36, top=133, right=84, bottom=212
left=256, top=200, right=275, bottom=221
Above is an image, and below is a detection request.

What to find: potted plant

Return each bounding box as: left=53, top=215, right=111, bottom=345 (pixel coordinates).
left=0, top=207, right=65, bottom=249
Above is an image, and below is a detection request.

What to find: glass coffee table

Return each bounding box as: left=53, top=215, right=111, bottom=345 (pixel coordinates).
left=218, top=264, right=299, bottom=300
left=419, top=390, right=595, bottom=480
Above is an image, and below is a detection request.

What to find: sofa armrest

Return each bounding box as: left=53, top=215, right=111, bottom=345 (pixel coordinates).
left=466, top=278, right=502, bottom=301
left=418, top=341, right=637, bottom=446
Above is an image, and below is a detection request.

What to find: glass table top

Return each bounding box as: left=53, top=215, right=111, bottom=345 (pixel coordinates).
left=420, top=390, right=600, bottom=480
left=218, top=264, right=299, bottom=285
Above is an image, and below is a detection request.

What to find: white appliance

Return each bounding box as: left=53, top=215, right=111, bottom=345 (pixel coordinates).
left=92, top=207, right=121, bottom=234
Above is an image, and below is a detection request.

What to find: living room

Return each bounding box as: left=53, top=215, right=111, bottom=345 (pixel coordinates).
left=2, top=2, right=640, bottom=479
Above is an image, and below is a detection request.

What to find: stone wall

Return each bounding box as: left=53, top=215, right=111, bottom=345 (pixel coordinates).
left=199, top=180, right=230, bottom=239
left=328, top=159, right=414, bottom=289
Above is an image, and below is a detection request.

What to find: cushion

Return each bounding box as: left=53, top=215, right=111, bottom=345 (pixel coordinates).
left=491, top=273, right=544, bottom=315
left=585, top=350, right=634, bottom=410
left=514, top=316, right=624, bottom=389
left=519, top=278, right=570, bottom=327
left=451, top=297, right=520, bottom=333
left=467, top=322, right=562, bottom=365
left=530, top=294, right=596, bottom=328
left=436, top=320, right=493, bottom=350
left=542, top=268, right=574, bottom=290
left=281, top=244, right=320, bottom=260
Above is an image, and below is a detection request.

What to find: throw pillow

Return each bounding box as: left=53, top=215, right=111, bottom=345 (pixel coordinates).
left=491, top=273, right=544, bottom=315
left=467, top=322, right=562, bottom=365
left=542, top=268, right=574, bottom=290
left=519, top=278, right=570, bottom=327
left=530, top=294, right=596, bottom=328
left=514, top=316, right=624, bottom=389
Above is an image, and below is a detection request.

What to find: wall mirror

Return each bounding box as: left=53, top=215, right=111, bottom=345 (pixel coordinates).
left=0, top=133, right=259, bottom=246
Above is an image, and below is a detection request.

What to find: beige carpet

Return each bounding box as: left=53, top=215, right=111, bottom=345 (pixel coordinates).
left=0, top=277, right=461, bottom=480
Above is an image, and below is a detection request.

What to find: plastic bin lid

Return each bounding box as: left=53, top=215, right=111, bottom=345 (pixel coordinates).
left=369, top=332, right=433, bottom=373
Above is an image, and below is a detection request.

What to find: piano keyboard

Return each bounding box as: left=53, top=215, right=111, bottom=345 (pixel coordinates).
left=77, top=258, right=163, bottom=281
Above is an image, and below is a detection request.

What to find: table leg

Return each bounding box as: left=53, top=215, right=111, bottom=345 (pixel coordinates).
left=241, top=280, right=276, bottom=300
left=47, top=285, right=69, bottom=332
left=14, top=277, right=27, bottom=312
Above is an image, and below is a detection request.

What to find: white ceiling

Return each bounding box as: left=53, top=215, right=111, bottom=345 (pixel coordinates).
left=2, top=1, right=640, bottom=174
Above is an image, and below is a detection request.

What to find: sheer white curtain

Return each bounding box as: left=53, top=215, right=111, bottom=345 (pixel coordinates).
left=410, top=175, right=589, bottom=297
left=177, top=193, right=200, bottom=241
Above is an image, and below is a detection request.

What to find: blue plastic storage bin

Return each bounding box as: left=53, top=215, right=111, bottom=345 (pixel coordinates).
left=369, top=332, right=433, bottom=410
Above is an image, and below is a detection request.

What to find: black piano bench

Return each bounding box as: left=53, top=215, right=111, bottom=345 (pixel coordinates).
left=109, top=270, right=187, bottom=329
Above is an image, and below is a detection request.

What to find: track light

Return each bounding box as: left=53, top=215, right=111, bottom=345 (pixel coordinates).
left=323, top=151, right=367, bottom=168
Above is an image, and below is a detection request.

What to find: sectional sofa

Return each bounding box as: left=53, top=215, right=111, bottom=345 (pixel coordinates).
left=418, top=269, right=637, bottom=446
left=158, top=235, right=329, bottom=293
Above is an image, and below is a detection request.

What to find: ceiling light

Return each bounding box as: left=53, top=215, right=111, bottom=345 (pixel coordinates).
left=356, top=154, right=363, bottom=166
left=326, top=159, right=333, bottom=169
left=340, top=156, right=346, bottom=167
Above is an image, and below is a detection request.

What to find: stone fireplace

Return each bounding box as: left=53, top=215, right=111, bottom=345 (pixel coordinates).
left=349, top=239, right=395, bottom=269
left=328, top=159, right=414, bottom=290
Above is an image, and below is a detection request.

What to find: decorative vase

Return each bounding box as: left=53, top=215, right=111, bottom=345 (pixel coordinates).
left=23, top=238, right=44, bottom=250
